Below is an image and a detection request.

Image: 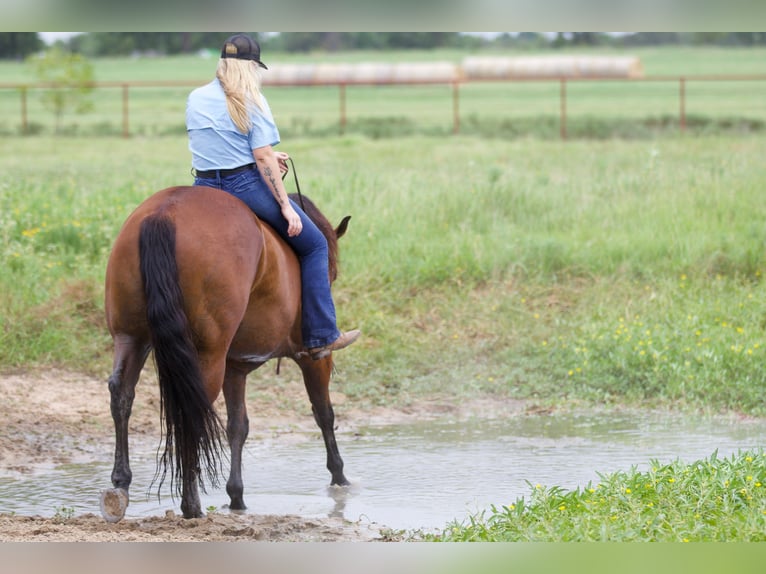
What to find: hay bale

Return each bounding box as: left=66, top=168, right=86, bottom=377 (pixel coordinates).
left=313, top=63, right=356, bottom=83
left=462, top=56, right=644, bottom=79
left=391, top=62, right=458, bottom=83
left=263, top=62, right=459, bottom=85
left=263, top=63, right=317, bottom=84
left=354, top=63, right=395, bottom=83
left=261, top=57, right=643, bottom=85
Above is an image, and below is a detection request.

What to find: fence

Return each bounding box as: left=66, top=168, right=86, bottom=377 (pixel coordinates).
left=1, top=73, right=765, bottom=139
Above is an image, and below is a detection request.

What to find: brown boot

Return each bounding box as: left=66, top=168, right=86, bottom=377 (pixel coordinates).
left=308, top=330, right=361, bottom=360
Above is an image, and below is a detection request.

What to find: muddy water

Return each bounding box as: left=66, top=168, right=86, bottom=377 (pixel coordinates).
left=1, top=410, right=765, bottom=531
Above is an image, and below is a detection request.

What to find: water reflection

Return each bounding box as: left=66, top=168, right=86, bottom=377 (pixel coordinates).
left=0, top=410, right=764, bottom=530
left=326, top=484, right=358, bottom=520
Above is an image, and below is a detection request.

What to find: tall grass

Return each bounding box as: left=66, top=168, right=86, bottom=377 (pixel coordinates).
left=1, top=134, right=765, bottom=417
left=0, top=137, right=185, bottom=367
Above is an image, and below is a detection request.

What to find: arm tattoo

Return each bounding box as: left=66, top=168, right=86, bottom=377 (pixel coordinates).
left=263, top=165, right=285, bottom=206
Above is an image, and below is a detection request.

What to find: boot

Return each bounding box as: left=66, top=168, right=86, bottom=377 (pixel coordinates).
left=308, top=329, right=361, bottom=360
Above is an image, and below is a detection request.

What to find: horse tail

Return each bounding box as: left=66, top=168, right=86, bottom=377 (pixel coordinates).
left=138, top=213, right=224, bottom=497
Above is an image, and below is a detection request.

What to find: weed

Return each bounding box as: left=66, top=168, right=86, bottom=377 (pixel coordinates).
left=52, top=505, right=75, bottom=523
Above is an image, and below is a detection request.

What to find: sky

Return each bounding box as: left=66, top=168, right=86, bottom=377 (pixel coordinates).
left=38, top=31, right=83, bottom=44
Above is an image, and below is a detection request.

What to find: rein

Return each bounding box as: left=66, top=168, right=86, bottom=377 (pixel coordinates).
left=282, top=157, right=306, bottom=211
left=277, top=156, right=305, bottom=375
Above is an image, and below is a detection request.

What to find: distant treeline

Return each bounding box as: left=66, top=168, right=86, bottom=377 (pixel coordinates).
left=3, top=32, right=766, bottom=60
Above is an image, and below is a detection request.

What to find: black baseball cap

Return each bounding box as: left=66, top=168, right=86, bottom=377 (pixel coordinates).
left=221, top=34, right=268, bottom=69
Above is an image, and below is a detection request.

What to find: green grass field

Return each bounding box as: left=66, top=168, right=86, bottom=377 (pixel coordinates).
left=1, top=133, right=765, bottom=418
left=0, top=46, right=765, bottom=137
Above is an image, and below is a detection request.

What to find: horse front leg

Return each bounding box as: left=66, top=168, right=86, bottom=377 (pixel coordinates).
left=101, top=335, right=149, bottom=523
left=223, top=364, right=253, bottom=511
left=299, top=357, right=349, bottom=486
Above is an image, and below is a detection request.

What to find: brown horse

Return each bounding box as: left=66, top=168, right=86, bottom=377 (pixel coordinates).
left=100, top=185, right=351, bottom=521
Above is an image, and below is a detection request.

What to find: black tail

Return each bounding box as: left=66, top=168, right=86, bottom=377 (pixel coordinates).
left=139, top=214, right=224, bottom=496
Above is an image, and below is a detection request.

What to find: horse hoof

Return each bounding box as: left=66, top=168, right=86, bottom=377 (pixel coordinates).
left=226, top=500, right=247, bottom=512
left=331, top=476, right=351, bottom=487
left=100, top=488, right=129, bottom=523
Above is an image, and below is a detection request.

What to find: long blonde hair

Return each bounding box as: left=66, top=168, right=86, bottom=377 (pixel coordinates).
left=216, top=58, right=264, bottom=133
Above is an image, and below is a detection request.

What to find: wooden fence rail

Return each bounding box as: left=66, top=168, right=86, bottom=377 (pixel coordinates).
left=1, top=74, right=765, bottom=139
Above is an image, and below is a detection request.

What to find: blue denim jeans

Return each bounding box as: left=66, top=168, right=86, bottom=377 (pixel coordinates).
left=194, top=167, right=340, bottom=349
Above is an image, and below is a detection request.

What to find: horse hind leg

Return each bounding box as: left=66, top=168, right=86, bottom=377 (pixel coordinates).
left=223, top=364, right=253, bottom=511
left=175, top=352, right=229, bottom=519
left=101, top=334, right=150, bottom=523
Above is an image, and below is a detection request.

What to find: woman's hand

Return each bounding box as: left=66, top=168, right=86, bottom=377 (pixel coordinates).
left=275, top=151, right=290, bottom=176
left=253, top=146, right=298, bottom=234
left=281, top=203, right=303, bottom=237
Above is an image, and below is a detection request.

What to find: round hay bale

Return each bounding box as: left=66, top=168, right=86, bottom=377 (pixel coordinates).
left=391, top=62, right=458, bottom=83
left=262, top=64, right=318, bottom=85
left=355, top=63, right=396, bottom=83
left=313, top=63, right=356, bottom=83
left=263, top=62, right=459, bottom=85
left=462, top=56, right=644, bottom=79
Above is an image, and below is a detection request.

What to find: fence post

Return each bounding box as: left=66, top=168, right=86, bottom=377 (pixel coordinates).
left=20, top=85, right=28, bottom=135
left=122, top=84, right=130, bottom=138
left=679, top=77, right=686, bottom=133
left=453, top=81, right=460, bottom=134
left=560, top=78, right=567, bottom=140
left=339, top=83, right=346, bottom=135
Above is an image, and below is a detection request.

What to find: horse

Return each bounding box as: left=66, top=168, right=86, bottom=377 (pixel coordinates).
left=99, top=184, right=352, bottom=521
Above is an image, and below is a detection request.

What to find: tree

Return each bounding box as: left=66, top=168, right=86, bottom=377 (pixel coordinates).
left=27, top=47, right=95, bottom=135
left=279, top=33, right=327, bottom=53
left=0, top=33, right=43, bottom=59
left=551, top=33, right=568, bottom=48
left=68, top=32, right=246, bottom=56
left=570, top=32, right=610, bottom=46
left=620, top=33, right=681, bottom=46
left=382, top=32, right=458, bottom=49
left=690, top=32, right=728, bottom=45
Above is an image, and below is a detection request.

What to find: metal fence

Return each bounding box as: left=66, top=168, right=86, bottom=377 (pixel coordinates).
left=1, top=74, right=765, bottom=139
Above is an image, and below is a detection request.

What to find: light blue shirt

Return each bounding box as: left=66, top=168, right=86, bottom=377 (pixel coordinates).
left=186, top=79, right=280, bottom=171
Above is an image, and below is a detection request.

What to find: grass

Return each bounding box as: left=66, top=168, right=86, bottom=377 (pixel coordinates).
left=425, top=451, right=766, bottom=541
left=0, top=137, right=185, bottom=368
left=1, top=133, right=765, bottom=420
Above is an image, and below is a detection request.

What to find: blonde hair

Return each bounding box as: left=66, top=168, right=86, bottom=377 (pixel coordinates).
left=216, top=58, right=264, bottom=133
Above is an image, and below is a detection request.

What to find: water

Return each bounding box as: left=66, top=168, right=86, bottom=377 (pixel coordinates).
left=1, top=410, right=765, bottom=531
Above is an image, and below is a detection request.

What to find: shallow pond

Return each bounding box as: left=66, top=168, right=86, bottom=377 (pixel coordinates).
left=1, top=410, right=765, bottom=531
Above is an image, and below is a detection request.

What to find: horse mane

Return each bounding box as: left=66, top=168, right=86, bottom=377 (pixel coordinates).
left=288, top=193, right=340, bottom=283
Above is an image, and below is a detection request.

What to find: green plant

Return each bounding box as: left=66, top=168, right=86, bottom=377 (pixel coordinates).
left=52, top=505, right=75, bottom=523
left=428, top=451, right=766, bottom=541
left=26, top=46, right=94, bottom=135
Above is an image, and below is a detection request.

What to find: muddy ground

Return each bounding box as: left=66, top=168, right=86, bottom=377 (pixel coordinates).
left=0, top=366, right=524, bottom=541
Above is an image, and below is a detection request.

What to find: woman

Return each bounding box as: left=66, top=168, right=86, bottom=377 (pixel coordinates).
left=186, top=34, right=359, bottom=360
